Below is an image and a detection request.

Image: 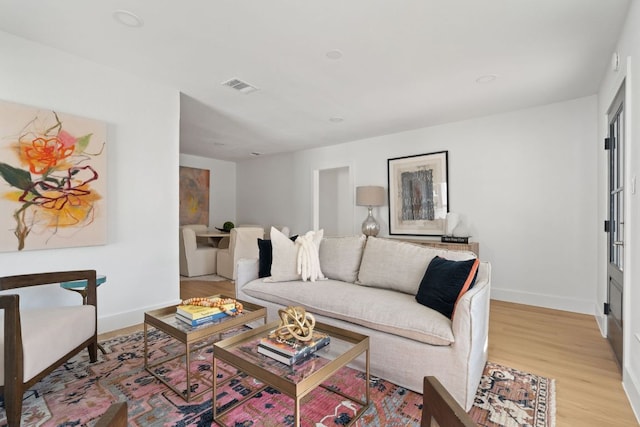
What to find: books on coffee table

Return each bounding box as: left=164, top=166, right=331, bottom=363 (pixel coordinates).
left=177, top=300, right=236, bottom=320
left=176, top=311, right=234, bottom=327
left=176, top=297, right=237, bottom=326
left=257, top=331, right=330, bottom=365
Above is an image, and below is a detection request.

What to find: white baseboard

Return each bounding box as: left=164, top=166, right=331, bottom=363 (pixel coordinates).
left=97, top=298, right=181, bottom=334
left=623, top=367, right=640, bottom=425
left=491, top=288, right=595, bottom=315
left=595, top=310, right=607, bottom=337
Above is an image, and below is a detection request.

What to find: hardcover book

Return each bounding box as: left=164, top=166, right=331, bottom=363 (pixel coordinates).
left=176, top=300, right=236, bottom=320
left=257, top=331, right=330, bottom=365
left=175, top=310, right=234, bottom=326
left=257, top=338, right=330, bottom=365
left=440, top=236, right=470, bottom=244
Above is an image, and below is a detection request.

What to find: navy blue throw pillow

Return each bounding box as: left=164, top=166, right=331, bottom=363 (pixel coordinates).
left=415, top=256, right=480, bottom=319
left=257, top=235, right=298, bottom=278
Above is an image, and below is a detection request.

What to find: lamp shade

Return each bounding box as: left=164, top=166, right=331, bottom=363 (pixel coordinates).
left=356, top=186, right=385, bottom=207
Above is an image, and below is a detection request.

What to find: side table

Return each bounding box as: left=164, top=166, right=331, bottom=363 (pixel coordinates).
left=60, top=274, right=107, bottom=354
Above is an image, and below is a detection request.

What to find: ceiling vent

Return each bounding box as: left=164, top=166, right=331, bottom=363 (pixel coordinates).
left=221, top=78, right=258, bottom=94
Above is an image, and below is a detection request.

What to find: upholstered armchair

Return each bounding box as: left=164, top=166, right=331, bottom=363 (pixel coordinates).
left=179, top=225, right=218, bottom=277
left=0, top=270, right=99, bottom=427
left=216, top=226, right=264, bottom=280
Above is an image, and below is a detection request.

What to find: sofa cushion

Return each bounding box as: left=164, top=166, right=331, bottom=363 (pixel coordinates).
left=319, top=235, right=366, bottom=283
left=257, top=234, right=298, bottom=278
left=416, top=256, right=480, bottom=319
left=357, top=237, right=476, bottom=295
left=268, top=228, right=324, bottom=282
left=243, top=278, right=454, bottom=345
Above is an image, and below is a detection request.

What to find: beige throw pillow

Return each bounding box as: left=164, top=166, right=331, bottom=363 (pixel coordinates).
left=267, top=227, right=324, bottom=282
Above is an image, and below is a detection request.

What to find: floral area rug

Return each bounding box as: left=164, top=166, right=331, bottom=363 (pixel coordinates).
left=0, top=329, right=555, bottom=426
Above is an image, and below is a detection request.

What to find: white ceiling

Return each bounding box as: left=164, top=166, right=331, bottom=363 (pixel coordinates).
left=0, top=0, right=631, bottom=161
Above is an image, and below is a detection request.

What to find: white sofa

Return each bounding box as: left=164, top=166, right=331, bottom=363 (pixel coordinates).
left=236, top=235, right=491, bottom=411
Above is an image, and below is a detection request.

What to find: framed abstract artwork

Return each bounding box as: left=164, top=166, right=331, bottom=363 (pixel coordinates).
left=0, top=100, right=107, bottom=252
left=179, top=166, right=209, bottom=226
left=387, top=151, right=449, bottom=236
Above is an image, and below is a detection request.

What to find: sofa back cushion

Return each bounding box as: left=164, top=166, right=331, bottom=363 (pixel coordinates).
left=357, top=237, right=476, bottom=295
left=319, top=235, right=366, bottom=283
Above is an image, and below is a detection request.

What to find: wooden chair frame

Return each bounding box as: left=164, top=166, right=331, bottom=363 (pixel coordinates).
left=422, top=376, right=477, bottom=427
left=95, top=402, right=128, bottom=427
left=0, top=270, right=98, bottom=427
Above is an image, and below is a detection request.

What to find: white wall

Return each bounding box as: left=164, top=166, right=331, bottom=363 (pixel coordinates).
left=597, top=0, right=640, bottom=419
left=179, top=154, right=236, bottom=228
left=0, top=31, right=181, bottom=332
left=238, top=96, right=599, bottom=314
left=236, top=152, right=297, bottom=228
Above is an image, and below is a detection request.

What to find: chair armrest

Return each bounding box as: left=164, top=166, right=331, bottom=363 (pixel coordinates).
left=235, top=258, right=259, bottom=299
left=0, top=294, right=23, bottom=399
left=0, top=270, right=97, bottom=306
left=422, top=376, right=477, bottom=427
left=95, top=402, right=128, bottom=427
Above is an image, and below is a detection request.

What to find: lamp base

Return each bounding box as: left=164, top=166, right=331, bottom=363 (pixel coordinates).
left=361, top=207, right=380, bottom=237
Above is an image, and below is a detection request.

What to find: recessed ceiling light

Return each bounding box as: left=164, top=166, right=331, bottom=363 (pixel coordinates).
left=113, top=10, right=144, bottom=28
left=326, top=50, right=343, bottom=60
left=475, top=74, right=498, bottom=84
left=329, top=116, right=344, bottom=123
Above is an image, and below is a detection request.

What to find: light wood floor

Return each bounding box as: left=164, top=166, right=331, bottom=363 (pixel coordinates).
left=100, top=282, right=639, bottom=426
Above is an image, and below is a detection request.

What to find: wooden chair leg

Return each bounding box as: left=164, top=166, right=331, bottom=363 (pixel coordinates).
left=88, top=340, right=98, bottom=363
left=95, top=402, right=128, bottom=427
left=5, top=385, right=24, bottom=427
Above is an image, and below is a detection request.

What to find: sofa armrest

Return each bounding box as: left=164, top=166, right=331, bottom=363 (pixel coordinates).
left=451, top=261, right=491, bottom=408
left=235, top=258, right=259, bottom=299
left=452, top=262, right=491, bottom=339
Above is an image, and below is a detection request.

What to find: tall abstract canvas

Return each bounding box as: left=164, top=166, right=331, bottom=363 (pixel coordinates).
left=179, top=166, right=209, bottom=226
left=0, top=100, right=107, bottom=252
left=388, top=151, right=448, bottom=236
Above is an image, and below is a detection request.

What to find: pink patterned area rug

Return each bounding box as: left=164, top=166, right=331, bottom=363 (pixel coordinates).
left=0, top=329, right=555, bottom=426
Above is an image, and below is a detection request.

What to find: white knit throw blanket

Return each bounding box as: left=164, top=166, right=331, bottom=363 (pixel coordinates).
left=295, top=231, right=325, bottom=282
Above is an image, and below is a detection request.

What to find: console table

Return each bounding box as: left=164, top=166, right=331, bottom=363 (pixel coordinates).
left=386, top=238, right=479, bottom=257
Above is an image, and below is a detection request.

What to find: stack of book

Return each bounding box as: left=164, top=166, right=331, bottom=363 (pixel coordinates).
left=257, top=331, right=330, bottom=365
left=176, top=300, right=236, bottom=326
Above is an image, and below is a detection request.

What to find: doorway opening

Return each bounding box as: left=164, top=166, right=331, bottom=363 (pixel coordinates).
left=313, top=166, right=352, bottom=236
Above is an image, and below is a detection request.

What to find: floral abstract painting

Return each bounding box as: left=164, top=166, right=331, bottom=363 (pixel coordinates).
left=0, top=100, right=107, bottom=252
left=179, top=166, right=209, bottom=226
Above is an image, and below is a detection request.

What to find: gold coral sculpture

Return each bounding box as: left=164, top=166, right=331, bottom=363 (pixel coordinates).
left=275, top=306, right=316, bottom=342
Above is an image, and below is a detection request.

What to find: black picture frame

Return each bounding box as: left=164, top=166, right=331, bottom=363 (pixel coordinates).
left=387, top=151, right=449, bottom=236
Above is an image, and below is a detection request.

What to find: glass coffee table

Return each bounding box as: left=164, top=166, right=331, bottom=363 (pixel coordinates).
left=213, top=320, right=370, bottom=427
left=143, top=295, right=266, bottom=401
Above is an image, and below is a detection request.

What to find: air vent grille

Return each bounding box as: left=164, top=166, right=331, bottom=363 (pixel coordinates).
left=221, top=78, right=258, bottom=94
